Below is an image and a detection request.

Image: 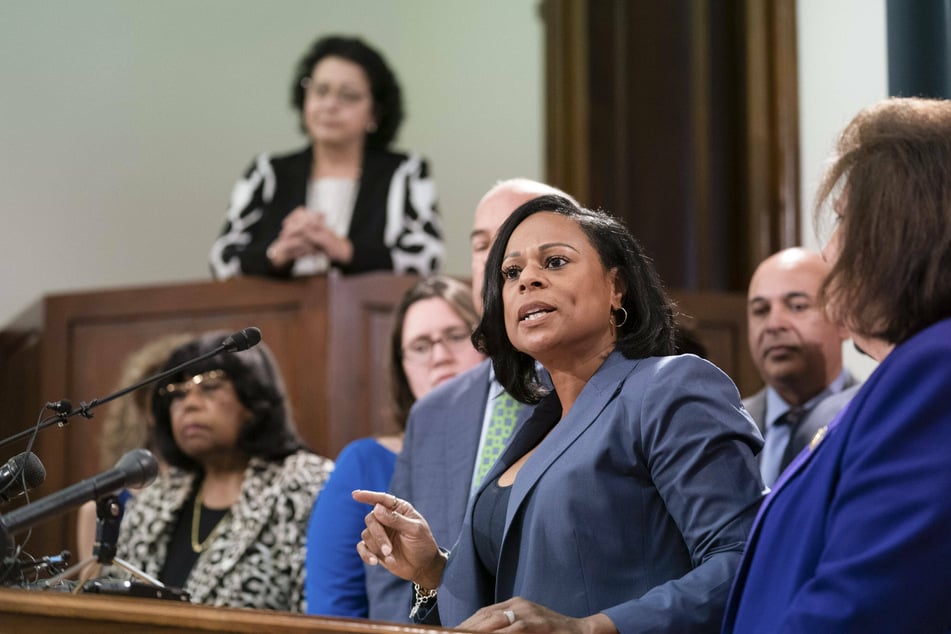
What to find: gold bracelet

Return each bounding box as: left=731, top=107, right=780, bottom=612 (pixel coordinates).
left=409, top=582, right=437, bottom=619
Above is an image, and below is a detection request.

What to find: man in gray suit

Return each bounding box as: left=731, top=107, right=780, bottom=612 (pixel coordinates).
left=744, top=247, right=860, bottom=486
left=366, top=179, right=574, bottom=621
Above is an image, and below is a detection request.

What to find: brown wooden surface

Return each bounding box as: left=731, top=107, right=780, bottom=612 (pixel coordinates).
left=0, top=587, right=456, bottom=634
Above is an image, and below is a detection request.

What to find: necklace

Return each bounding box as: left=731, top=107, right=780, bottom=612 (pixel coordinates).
left=190, top=489, right=231, bottom=554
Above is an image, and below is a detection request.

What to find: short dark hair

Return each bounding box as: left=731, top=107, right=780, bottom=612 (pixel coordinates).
left=151, top=332, right=305, bottom=471
left=291, top=35, right=404, bottom=149
left=389, top=276, right=480, bottom=429
left=815, top=97, right=951, bottom=345
left=472, top=195, right=676, bottom=403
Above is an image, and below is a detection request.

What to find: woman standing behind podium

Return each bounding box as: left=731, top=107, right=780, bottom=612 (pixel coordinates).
left=305, top=276, right=485, bottom=617
left=115, top=332, right=333, bottom=612
left=210, top=35, right=444, bottom=279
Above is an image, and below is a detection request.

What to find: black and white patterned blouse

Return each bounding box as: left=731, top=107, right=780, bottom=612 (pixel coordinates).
left=209, top=146, right=444, bottom=279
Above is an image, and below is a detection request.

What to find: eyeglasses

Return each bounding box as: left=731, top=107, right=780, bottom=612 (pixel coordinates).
left=300, top=77, right=369, bottom=106
left=159, top=370, right=229, bottom=400
left=402, top=328, right=473, bottom=364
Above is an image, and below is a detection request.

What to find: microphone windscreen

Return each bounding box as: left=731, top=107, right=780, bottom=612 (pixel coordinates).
left=222, top=327, right=262, bottom=352
left=10, top=452, right=46, bottom=490
left=114, top=449, right=159, bottom=489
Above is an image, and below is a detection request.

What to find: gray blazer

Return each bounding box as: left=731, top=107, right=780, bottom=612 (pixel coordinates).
left=743, top=370, right=860, bottom=471
left=365, top=359, right=536, bottom=622
left=436, top=352, right=763, bottom=631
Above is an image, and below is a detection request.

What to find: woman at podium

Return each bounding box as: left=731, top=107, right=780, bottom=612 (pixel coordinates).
left=209, top=35, right=444, bottom=280
left=114, top=332, right=333, bottom=612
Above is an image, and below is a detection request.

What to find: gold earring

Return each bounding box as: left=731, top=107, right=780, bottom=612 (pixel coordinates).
left=610, top=306, right=628, bottom=328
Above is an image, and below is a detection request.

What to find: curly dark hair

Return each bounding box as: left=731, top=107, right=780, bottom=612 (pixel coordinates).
left=150, top=332, right=305, bottom=471
left=472, top=195, right=676, bottom=404
left=389, top=276, right=480, bottom=430
left=291, top=35, right=404, bottom=150
left=815, top=97, right=951, bottom=345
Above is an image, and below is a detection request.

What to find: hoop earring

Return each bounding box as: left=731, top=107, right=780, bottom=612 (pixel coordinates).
left=610, top=306, right=628, bottom=328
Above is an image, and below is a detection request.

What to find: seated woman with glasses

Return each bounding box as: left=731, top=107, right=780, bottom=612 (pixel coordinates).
left=113, top=332, right=333, bottom=612
left=304, top=276, right=485, bottom=617
left=210, top=34, right=444, bottom=280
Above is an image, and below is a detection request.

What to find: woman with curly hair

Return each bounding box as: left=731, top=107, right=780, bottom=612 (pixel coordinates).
left=210, top=35, right=443, bottom=280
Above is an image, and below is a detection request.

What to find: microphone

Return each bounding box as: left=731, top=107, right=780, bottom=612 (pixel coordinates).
left=0, top=449, right=158, bottom=541
left=0, top=453, right=46, bottom=504
left=221, top=327, right=262, bottom=352
left=0, top=326, right=263, bottom=450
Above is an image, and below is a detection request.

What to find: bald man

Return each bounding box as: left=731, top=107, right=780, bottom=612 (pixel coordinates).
left=366, top=179, right=575, bottom=621
left=744, top=248, right=860, bottom=487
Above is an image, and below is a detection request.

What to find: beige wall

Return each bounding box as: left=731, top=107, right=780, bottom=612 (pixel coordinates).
left=798, top=0, right=887, bottom=379
left=0, top=0, right=543, bottom=327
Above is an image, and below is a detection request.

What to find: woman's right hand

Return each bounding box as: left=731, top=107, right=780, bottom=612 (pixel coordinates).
left=353, top=490, right=446, bottom=590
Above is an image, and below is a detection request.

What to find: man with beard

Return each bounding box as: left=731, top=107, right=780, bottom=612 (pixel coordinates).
left=744, top=248, right=860, bottom=487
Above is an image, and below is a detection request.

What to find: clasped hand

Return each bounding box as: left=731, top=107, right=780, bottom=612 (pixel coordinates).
left=268, top=206, right=353, bottom=266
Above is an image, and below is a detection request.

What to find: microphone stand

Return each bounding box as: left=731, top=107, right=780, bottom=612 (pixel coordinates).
left=0, top=330, right=258, bottom=450
left=45, top=494, right=166, bottom=594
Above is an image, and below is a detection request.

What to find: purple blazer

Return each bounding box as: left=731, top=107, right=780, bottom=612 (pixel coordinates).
left=723, top=318, right=951, bottom=632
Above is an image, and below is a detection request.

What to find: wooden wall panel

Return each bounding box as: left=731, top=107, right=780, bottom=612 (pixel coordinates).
left=543, top=0, right=801, bottom=292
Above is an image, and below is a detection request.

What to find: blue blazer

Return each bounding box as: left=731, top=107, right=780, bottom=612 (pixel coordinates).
left=436, top=352, right=764, bottom=632
left=366, top=360, right=536, bottom=621
left=723, top=318, right=951, bottom=632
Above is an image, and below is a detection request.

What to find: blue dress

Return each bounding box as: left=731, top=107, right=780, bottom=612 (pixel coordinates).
left=304, top=437, right=397, bottom=617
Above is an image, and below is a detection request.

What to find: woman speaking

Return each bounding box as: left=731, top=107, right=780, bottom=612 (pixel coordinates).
left=356, top=196, right=764, bottom=632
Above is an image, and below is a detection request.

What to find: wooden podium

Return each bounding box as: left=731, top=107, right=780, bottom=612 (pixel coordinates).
left=0, top=273, right=419, bottom=559
left=0, top=273, right=755, bottom=563
left=0, top=587, right=456, bottom=633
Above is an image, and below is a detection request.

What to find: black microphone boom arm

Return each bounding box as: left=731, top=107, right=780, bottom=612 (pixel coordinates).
left=0, top=327, right=262, bottom=449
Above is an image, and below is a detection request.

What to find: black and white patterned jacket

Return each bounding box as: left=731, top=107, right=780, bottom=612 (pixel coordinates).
left=115, top=450, right=333, bottom=612
left=209, top=146, right=444, bottom=279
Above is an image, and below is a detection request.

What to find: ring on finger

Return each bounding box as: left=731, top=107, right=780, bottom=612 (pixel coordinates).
left=503, top=609, right=516, bottom=625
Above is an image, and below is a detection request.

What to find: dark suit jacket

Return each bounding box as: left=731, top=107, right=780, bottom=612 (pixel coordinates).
left=436, top=353, right=764, bottom=632
left=723, top=318, right=951, bottom=632
left=742, top=370, right=859, bottom=472
left=365, top=360, right=536, bottom=621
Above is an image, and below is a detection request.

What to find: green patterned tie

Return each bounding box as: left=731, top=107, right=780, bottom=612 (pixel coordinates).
left=476, top=392, right=523, bottom=486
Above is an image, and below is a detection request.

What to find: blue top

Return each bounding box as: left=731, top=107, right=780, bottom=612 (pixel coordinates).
left=305, top=437, right=397, bottom=617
